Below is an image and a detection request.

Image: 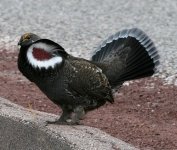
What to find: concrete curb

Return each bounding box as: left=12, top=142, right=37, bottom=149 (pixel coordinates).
left=0, top=97, right=139, bottom=150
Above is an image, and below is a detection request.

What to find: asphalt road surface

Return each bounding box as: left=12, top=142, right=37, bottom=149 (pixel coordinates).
left=0, top=0, right=177, bottom=84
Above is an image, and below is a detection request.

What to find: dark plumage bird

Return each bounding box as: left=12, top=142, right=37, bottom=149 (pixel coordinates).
left=17, top=28, right=160, bottom=125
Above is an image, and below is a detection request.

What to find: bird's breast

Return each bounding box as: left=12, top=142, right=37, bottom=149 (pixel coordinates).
left=35, top=75, right=67, bottom=102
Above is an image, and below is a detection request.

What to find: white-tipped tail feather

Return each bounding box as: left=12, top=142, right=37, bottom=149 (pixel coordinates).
left=92, top=28, right=160, bottom=87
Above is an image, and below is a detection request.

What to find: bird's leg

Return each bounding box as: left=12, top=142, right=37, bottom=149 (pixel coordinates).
left=58, top=109, right=72, bottom=122
left=46, top=106, right=72, bottom=125
left=67, top=106, right=85, bottom=125
left=46, top=106, right=85, bottom=125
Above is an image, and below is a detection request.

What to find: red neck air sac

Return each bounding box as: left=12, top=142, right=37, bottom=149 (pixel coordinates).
left=32, top=48, right=52, bottom=61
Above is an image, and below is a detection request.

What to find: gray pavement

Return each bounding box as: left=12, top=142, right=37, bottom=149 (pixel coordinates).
left=0, top=97, right=139, bottom=150
left=0, top=0, right=177, bottom=84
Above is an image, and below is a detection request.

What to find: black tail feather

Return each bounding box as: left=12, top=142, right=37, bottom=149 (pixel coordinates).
left=91, top=28, right=160, bottom=87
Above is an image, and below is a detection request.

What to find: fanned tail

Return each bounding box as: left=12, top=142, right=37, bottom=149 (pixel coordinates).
left=91, top=28, right=160, bottom=87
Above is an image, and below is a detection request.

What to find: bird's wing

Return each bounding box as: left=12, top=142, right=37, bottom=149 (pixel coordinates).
left=66, top=58, right=113, bottom=104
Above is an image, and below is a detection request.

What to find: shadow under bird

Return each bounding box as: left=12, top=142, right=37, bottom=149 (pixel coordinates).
left=17, top=28, right=160, bottom=125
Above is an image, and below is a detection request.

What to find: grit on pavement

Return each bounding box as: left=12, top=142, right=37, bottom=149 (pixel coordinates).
left=1, top=0, right=177, bottom=149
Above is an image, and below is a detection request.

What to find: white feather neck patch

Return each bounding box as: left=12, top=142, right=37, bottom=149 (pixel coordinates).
left=27, top=42, right=63, bottom=69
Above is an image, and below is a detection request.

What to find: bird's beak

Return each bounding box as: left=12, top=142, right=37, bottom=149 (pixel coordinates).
left=17, top=41, right=21, bottom=50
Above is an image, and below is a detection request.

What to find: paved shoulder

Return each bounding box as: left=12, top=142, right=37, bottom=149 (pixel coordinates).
left=0, top=97, right=139, bottom=150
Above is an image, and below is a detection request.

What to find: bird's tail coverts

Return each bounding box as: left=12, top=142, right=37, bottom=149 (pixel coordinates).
left=91, top=28, right=160, bottom=87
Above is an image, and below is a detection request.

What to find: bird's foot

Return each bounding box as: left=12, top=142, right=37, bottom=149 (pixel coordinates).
left=65, top=119, right=83, bottom=125
left=46, top=119, right=81, bottom=125
left=45, top=106, right=85, bottom=126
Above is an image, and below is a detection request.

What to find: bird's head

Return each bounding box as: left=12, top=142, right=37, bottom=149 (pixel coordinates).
left=18, top=33, right=41, bottom=47
left=18, top=33, right=67, bottom=70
